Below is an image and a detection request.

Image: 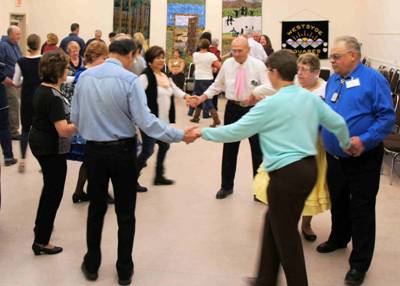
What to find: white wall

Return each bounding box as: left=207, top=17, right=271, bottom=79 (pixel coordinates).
left=359, top=0, right=400, bottom=68
left=1, top=0, right=363, bottom=65
left=149, top=0, right=362, bottom=67
left=0, top=0, right=30, bottom=37
left=28, top=0, right=114, bottom=46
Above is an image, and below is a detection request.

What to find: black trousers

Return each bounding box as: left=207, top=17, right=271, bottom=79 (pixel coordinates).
left=221, top=100, right=262, bottom=189
left=33, top=154, right=67, bottom=245
left=256, top=157, right=317, bottom=286
left=326, top=144, right=383, bottom=272
left=84, top=139, right=137, bottom=279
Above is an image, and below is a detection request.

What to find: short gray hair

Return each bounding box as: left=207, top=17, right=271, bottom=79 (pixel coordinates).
left=211, top=38, right=219, bottom=47
left=334, top=36, right=362, bottom=54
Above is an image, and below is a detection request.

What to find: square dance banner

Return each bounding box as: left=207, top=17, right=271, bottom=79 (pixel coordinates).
left=281, top=21, right=329, bottom=59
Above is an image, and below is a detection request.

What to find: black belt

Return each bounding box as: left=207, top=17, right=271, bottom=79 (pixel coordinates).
left=228, top=100, right=254, bottom=108
left=86, top=137, right=135, bottom=146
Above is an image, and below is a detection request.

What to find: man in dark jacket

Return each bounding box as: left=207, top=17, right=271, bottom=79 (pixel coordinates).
left=0, top=60, right=17, bottom=166
left=60, top=23, right=86, bottom=57
left=0, top=25, right=22, bottom=139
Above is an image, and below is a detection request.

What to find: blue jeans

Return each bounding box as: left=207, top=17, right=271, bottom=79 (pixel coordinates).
left=136, top=130, right=170, bottom=176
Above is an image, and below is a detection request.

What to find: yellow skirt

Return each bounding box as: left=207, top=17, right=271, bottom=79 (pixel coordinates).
left=253, top=140, right=330, bottom=216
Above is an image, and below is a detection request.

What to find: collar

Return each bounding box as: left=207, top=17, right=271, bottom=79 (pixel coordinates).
left=106, top=58, right=123, bottom=67
left=334, top=62, right=363, bottom=82
left=234, top=56, right=249, bottom=67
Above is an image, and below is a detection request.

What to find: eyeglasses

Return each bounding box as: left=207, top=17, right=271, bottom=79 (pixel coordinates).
left=329, top=51, right=352, bottom=61
left=297, top=66, right=311, bottom=73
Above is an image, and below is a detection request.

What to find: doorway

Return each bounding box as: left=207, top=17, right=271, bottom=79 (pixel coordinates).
left=10, top=14, right=27, bottom=54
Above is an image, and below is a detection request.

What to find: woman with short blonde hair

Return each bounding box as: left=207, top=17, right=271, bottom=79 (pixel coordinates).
left=41, top=32, right=59, bottom=54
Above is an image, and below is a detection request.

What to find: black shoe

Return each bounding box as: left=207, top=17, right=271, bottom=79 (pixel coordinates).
left=118, top=273, right=132, bottom=285
left=317, top=241, right=347, bottom=253
left=137, top=183, right=148, bottom=193
left=72, top=192, right=89, bottom=203
left=216, top=188, right=233, bottom=199
left=154, top=175, right=175, bottom=185
left=345, top=269, right=365, bottom=285
left=4, top=158, right=18, bottom=166
left=32, top=243, right=63, bottom=255
left=107, top=194, right=115, bottom=204
left=302, top=229, right=317, bottom=242
left=81, top=262, right=98, bottom=281
left=253, top=195, right=263, bottom=203
left=12, top=134, right=21, bottom=140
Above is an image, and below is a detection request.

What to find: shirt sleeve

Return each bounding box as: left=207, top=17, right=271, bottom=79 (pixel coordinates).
left=170, top=78, right=186, bottom=98
left=359, top=74, right=396, bottom=150
left=139, top=74, right=148, bottom=90
left=204, top=63, right=226, bottom=98
left=315, top=96, right=351, bottom=150
left=202, top=99, right=270, bottom=143
left=128, top=78, right=184, bottom=143
left=0, top=44, right=7, bottom=82
left=253, top=82, right=275, bottom=97
left=49, top=96, right=67, bottom=123
left=12, top=63, right=23, bottom=86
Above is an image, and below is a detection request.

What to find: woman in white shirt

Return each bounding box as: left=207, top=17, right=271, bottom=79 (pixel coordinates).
left=137, top=46, right=190, bottom=191
left=191, top=39, right=221, bottom=127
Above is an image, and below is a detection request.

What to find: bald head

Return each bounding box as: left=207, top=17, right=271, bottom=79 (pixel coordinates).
left=7, top=25, right=22, bottom=44
left=231, top=36, right=249, bottom=64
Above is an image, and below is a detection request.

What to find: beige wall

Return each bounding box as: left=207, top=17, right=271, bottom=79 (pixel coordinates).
left=359, top=0, right=400, bottom=68
left=2, top=0, right=362, bottom=66
left=0, top=0, right=30, bottom=38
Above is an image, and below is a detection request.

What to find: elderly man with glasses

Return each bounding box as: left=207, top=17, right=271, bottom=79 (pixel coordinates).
left=318, top=36, right=395, bottom=285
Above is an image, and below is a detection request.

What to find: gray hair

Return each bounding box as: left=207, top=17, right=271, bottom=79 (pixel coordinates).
left=334, top=36, right=362, bottom=54
left=211, top=38, right=219, bottom=47
left=7, top=25, right=19, bottom=36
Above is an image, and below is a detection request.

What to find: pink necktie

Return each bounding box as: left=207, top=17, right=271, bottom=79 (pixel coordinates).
left=234, top=66, right=246, bottom=101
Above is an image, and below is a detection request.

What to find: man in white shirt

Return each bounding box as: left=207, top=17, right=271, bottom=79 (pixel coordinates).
left=191, top=36, right=272, bottom=199
left=245, top=30, right=267, bottom=63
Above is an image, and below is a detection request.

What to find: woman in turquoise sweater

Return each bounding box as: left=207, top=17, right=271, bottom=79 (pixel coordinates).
left=199, top=50, right=351, bottom=286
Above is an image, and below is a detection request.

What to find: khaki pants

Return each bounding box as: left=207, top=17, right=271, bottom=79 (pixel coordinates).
left=5, top=86, right=20, bottom=136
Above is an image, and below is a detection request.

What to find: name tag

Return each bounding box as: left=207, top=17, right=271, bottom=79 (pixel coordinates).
left=345, top=78, right=360, bottom=89
left=330, top=92, right=339, bottom=103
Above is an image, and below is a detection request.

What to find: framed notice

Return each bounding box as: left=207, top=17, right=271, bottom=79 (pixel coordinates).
left=281, top=21, right=329, bottom=59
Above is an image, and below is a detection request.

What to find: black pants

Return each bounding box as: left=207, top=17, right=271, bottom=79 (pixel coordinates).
left=0, top=107, right=13, bottom=160
left=137, top=130, right=170, bottom=177
left=84, top=139, right=137, bottom=279
left=256, top=157, right=317, bottom=286
left=326, top=144, right=383, bottom=272
left=221, top=100, right=262, bottom=189
left=33, top=154, right=67, bottom=245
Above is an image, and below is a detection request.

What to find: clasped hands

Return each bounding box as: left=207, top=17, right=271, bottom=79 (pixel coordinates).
left=344, top=136, right=364, bottom=157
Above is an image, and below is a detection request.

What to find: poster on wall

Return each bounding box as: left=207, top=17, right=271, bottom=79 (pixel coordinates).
left=281, top=21, right=329, bottom=59
left=222, top=0, right=262, bottom=55
left=166, top=0, right=206, bottom=61
left=113, top=0, right=151, bottom=39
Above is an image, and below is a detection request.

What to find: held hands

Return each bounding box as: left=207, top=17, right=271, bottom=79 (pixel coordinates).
left=2, top=77, right=16, bottom=88
left=185, top=94, right=207, bottom=108
left=183, top=126, right=201, bottom=144
left=344, top=136, right=365, bottom=157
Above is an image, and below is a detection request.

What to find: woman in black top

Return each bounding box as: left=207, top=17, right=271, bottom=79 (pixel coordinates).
left=260, top=34, right=274, bottom=56
left=29, top=50, right=77, bottom=255
left=61, top=41, right=83, bottom=102
left=13, top=34, right=42, bottom=173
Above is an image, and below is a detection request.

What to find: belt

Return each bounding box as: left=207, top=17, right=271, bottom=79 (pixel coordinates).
left=229, top=100, right=253, bottom=108
left=86, top=137, right=135, bottom=146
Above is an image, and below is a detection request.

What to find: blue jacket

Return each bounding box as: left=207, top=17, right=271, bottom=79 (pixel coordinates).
left=0, top=36, right=22, bottom=78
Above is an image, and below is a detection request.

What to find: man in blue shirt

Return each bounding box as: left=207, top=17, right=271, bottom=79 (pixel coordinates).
left=59, top=23, right=86, bottom=57
left=319, top=36, right=395, bottom=285
left=0, top=25, right=22, bottom=139
left=71, top=38, right=198, bottom=285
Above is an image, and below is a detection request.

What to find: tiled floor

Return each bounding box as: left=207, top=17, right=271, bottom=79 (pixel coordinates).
left=1, top=99, right=399, bottom=285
